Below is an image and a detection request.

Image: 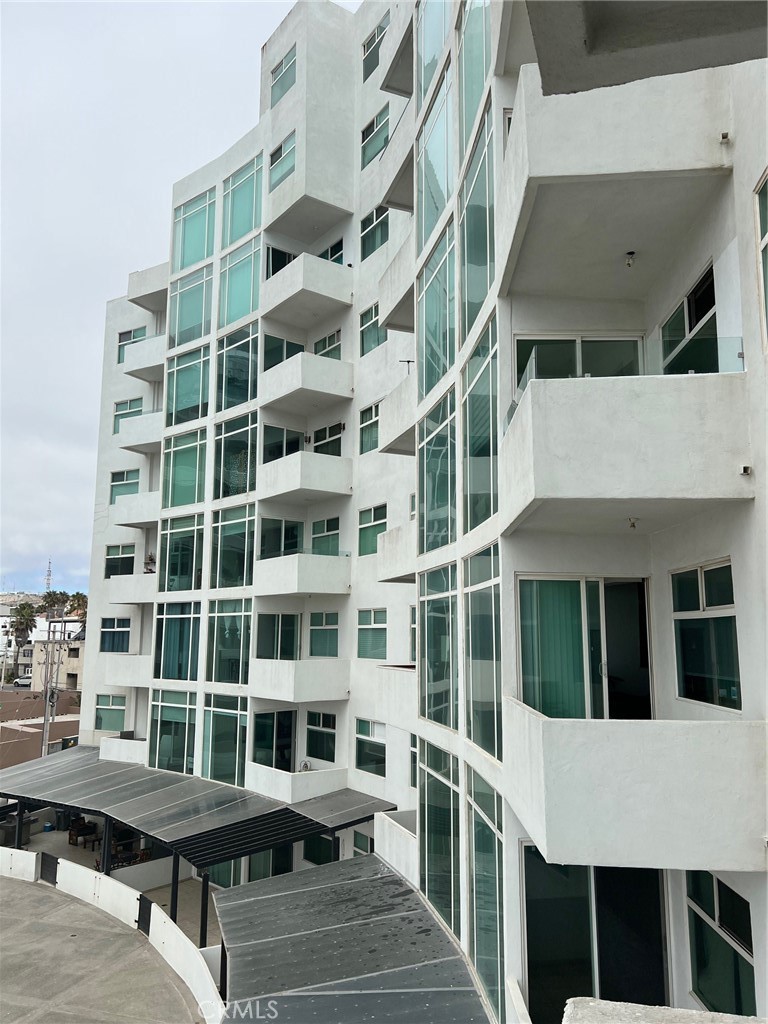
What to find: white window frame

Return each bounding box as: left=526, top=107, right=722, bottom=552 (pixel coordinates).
left=359, top=402, right=380, bottom=453
left=361, top=104, right=390, bottom=169
left=269, top=132, right=296, bottom=192
left=755, top=170, right=768, bottom=346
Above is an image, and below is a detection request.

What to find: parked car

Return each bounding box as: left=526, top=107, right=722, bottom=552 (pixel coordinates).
left=12, top=677, right=31, bottom=688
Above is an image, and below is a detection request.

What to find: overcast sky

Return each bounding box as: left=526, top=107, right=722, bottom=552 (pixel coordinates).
left=0, top=0, right=358, bottom=596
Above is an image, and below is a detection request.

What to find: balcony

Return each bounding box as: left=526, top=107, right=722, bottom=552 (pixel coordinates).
left=98, top=737, right=148, bottom=765
left=127, top=261, right=168, bottom=314
left=259, top=352, right=354, bottom=417
left=377, top=522, right=416, bottom=584
left=121, top=333, right=166, bottom=383
left=378, top=99, right=414, bottom=214
left=244, top=761, right=347, bottom=804
left=506, top=698, right=767, bottom=872
left=117, top=411, right=163, bottom=455
left=260, top=254, right=353, bottom=331
left=374, top=810, right=418, bottom=888
left=499, top=372, right=753, bottom=535
left=379, top=225, right=414, bottom=332
left=107, top=572, right=158, bottom=606
left=252, top=553, right=351, bottom=597
left=108, top=491, right=160, bottom=530
left=380, top=8, right=413, bottom=98
left=378, top=371, right=416, bottom=455
left=249, top=658, right=350, bottom=703
left=96, top=653, right=153, bottom=689
left=256, top=451, right=352, bottom=504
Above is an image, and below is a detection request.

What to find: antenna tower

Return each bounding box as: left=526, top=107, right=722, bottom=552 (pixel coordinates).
left=44, top=559, right=52, bottom=593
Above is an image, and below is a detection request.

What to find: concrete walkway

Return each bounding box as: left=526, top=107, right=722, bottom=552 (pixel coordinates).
left=0, top=877, right=202, bottom=1024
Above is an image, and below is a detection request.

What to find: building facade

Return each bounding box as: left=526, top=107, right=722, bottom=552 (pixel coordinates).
left=81, top=2, right=767, bottom=1021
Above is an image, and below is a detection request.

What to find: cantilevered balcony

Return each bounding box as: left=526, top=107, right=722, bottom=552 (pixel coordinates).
left=249, top=658, right=350, bottom=703
left=244, top=761, right=348, bottom=804
left=127, top=261, right=168, bottom=314
left=107, top=572, right=158, bottom=606
left=121, top=333, right=166, bottom=384
left=377, top=522, right=416, bottom=584
left=117, top=411, right=163, bottom=456
left=499, top=372, right=753, bottom=535
left=506, top=698, right=767, bottom=872
left=380, top=6, right=413, bottom=97
left=378, top=98, right=414, bottom=214
left=260, top=254, right=352, bottom=331
left=108, top=491, right=160, bottom=530
left=379, top=225, right=415, bottom=332
left=252, top=552, right=351, bottom=597
left=95, top=653, right=153, bottom=689
left=378, top=371, right=416, bottom=455
left=259, top=352, right=354, bottom=417
left=256, top=451, right=352, bottom=504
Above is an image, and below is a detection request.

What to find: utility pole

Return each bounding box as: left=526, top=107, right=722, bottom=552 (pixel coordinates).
left=40, top=607, right=64, bottom=756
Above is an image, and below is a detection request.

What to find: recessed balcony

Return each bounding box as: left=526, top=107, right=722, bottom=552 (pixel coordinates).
left=108, top=491, right=160, bottom=530
left=121, top=333, right=166, bottom=383
left=499, top=372, right=753, bottom=535
left=377, top=522, right=417, bottom=584
left=127, top=261, right=168, bottom=313
left=244, top=761, right=348, bottom=804
left=107, top=572, right=158, bottom=606
left=117, top=411, right=163, bottom=455
left=507, top=698, right=767, bottom=872
left=249, top=658, right=350, bottom=703
left=256, top=451, right=352, bottom=504
left=252, top=553, right=351, bottom=598
left=260, top=254, right=353, bottom=331
left=379, top=225, right=415, bottom=332
left=378, top=371, right=417, bottom=455
left=259, top=352, right=354, bottom=417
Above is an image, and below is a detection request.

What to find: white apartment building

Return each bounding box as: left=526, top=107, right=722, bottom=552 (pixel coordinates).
left=74, top=1, right=766, bottom=1021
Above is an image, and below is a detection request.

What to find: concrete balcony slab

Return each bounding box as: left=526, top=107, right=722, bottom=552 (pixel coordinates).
left=117, top=411, right=163, bottom=455
left=122, top=334, right=166, bottom=384
left=378, top=371, right=417, bottom=455
left=256, top=451, right=352, bottom=504
left=244, top=762, right=348, bottom=804
left=499, top=373, right=753, bottom=535
left=260, top=254, right=353, bottom=331
left=379, top=225, right=415, bottom=332
left=252, top=553, right=351, bottom=597
left=107, top=572, right=158, bottom=605
left=377, top=522, right=417, bottom=583
left=108, top=491, right=161, bottom=530
left=259, top=352, right=354, bottom=417
left=127, top=261, right=168, bottom=314
left=96, top=653, right=153, bottom=689
left=248, top=659, right=350, bottom=703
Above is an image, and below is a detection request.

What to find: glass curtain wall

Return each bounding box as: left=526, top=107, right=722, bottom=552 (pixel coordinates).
left=417, top=71, right=452, bottom=251
left=222, top=157, right=262, bottom=248
left=169, top=267, right=213, bottom=349
left=217, top=322, right=259, bottom=412
left=418, top=389, right=456, bottom=552
left=159, top=514, right=204, bottom=591
left=468, top=768, right=505, bottom=1019
left=458, top=0, right=491, bottom=154
left=464, top=544, right=501, bottom=758
left=210, top=504, right=256, bottom=588
left=166, top=346, right=209, bottom=427
left=162, top=429, right=206, bottom=508
left=416, top=0, right=450, bottom=109
left=419, top=564, right=458, bottom=729
left=463, top=317, right=498, bottom=530
left=148, top=689, right=196, bottom=774
left=219, top=238, right=261, bottom=329
left=418, top=224, right=455, bottom=399
left=173, top=189, right=215, bottom=272
left=202, top=694, right=247, bottom=786
left=154, top=602, right=201, bottom=682
left=214, top=413, right=258, bottom=499
left=206, top=599, right=252, bottom=685
left=460, top=106, right=494, bottom=341
left=419, top=740, right=460, bottom=936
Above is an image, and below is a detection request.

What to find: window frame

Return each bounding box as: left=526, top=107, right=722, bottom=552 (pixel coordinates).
left=99, top=618, right=130, bottom=654
left=306, top=710, right=337, bottom=762
left=105, top=543, right=135, bottom=580
left=355, top=717, right=386, bottom=776
left=360, top=402, right=380, bottom=454
left=270, top=44, right=297, bottom=107
left=269, top=131, right=296, bottom=192
left=109, top=469, right=140, bottom=504
left=222, top=156, right=262, bottom=249
left=361, top=104, right=390, bottom=169
left=314, top=330, right=341, bottom=359
left=360, top=303, right=386, bottom=355
left=362, top=10, right=390, bottom=81
left=94, top=693, right=127, bottom=731
left=113, top=398, right=143, bottom=434
left=358, top=504, right=387, bottom=556
left=357, top=608, right=387, bottom=660
left=360, top=206, right=389, bottom=260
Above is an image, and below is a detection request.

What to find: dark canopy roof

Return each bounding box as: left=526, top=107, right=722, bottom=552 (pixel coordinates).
left=0, top=747, right=394, bottom=869
left=215, top=855, right=491, bottom=1022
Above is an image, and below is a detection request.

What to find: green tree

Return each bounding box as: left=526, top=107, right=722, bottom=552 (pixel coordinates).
left=36, top=590, right=70, bottom=616
left=9, top=602, right=37, bottom=679
left=67, top=592, right=88, bottom=618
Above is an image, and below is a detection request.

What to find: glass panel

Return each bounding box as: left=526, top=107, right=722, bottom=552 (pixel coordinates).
left=672, top=569, right=700, bottom=612
left=665, top=314, right=719, bottom=375
left=689, top=910, right=756, bottom=1016
left=465, top=584, right=501, bottom=757
left=662, top=303, right=686, bottom=359
left=356, top=737, right=386, bottom=775
left=422, top=771, right=459, bottom=934
left=463, top=347, right=497, bottom=531
left=416, top=0, right=449, bottom=107
left=459, top=0, right=490, bottom=153
left=716, top=880, right=753, bottom=953
left=581, top=339, right=640, bottom=377
left=417, top=74, right=452, bottom=251
left=520, top=579, right=586, bottom=718
left=470, top=808, right=504, bottom=1017
left=687, top=871, right=716, bottom=918
left=418, top=225, right=455, bottom=397
left=703, top=564, right=734, bottom=607
left=516, top=339, right=576, bottom=385
left=675, top=616, right=741, bottom=710
left=586, top=580, right=604, bottom=719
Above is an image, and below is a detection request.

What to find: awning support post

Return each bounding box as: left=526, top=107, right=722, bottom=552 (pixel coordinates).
left=102, top=816, right=113, bottom=875
left=220, top=942, right=228, bottom=999
left=14, top=800, right=25, bottom=849
left=170, top=851, right=180, bottom=923
left=199, top=870, right=209, bottom=948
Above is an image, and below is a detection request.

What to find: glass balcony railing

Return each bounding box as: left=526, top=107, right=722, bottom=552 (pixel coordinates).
left=258, top=547, right=351, bottom=561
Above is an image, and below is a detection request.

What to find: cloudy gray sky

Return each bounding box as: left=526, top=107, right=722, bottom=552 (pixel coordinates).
left=0, top=0, right=357, bottom=595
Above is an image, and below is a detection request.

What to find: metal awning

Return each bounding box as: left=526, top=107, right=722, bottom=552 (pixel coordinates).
left=215, top=855, right=491, bottom=1022
left=0, top=747, right=394, bottom=869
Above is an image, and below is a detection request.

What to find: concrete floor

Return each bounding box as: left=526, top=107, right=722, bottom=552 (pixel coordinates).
left=0, top=877, right=202, bottom=1023
left=26, top=826, right=102, bottom=870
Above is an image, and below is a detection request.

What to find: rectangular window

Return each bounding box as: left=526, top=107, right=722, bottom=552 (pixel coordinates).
left=117, top=326, right=147, bottom=364
left=458, top=0, right=491, bottom=154
left=169, top=265, right=213, bottom=349
left=149, top=689, right=196, bottom=775
left=303, top=833, right=337, bottom=866
left=662, top=266, right=722, bottom=374
left=672, top=561, right=741, bottom=710
left=306, top=710, right=336, bottom=761
left=271, top=44, right=296, bottom=107
left=264, top=334, right=304, bottom=371
left=419, top=564, right=458, bottom=729
left=219, top=238, right=261, bottom=329
left=358, top=608, right=387, bottom=660
left=467, top=767, right=505, bottom=1019
left=353, top=830, right=373, bottom=856
left=153, top=602, right=201, bottom=682
left=162, top=429, right=206, bottom=508
left=464, top=545, right=501, bottom=759
left=166, top=345, right=209, bottom=427
left=686, top=871, right=755, bottom=1015
left=253, top=709, right=294, bottom=771
left=758, top=177, right=768, bottom=334
left=514, top=335, right=641, bottom=392
left=210, top=504, right=256, bottom=589
left=355, top=718, right=386, bottom=776
left=359, top=403, right=380, bottom=453
left=269, top=131, right=296, bottom=191
left=173, top=188, right=215, bottom=272
left=104, top=543, right=135, bottom=579
left=360, top=303, right=386, bottom=355
left=317, top=240, right=343, bottom=265
left=418, top=223, right=455, bottom=397
left=359, top=504, right=387, bottom=555
left=410, top=733, right=418, bottom=787
left=100, top=618, right=130, bottom=654
left=417, top=71, right=452, bottom=252
left=214, top=413, right=257, bottom=499
left=159, top=514, right=204, bottom=592
left=314, top=422, right=343, bottom=457
left=362, top=10, right=390, bottom=81
left=311, top=517, right=340, bottom=556
left=314, top=330, right=341, bottom=359
left=361, top=104, right=390, bottom=169
left=262, top=423, right=303, bottom=464
left=361, top=206, right=389, bottom=261
left=265, top=244, right=296, bottom=279
left=95, top=694, right=126, bottom=731
left=459, top=105, right=494, bottom=342
left=256, top=613, right=301, bottom=660
left=113, top=398, right=142, bottom=434
left=223, top=156, right=262, bottom=248
left=416, top=0, right=450, bottom=108
left=260, top=517, right=304, bottom=560
left=217, top=321, right=258, bottom=412
left=463, top=317, right=497, bottom=531
left=206, top=598, right=252, bottom=686
left=419, top=739, right=460, bottom=935
left=309, top=612, right=339, bottom=657
left=410, top=605, right=417, bottom=663
left=109, top=469, right=139, bottom=504
left=202, top=694, right=247, bottom=787
left=418, top=389, right=456, bottom=552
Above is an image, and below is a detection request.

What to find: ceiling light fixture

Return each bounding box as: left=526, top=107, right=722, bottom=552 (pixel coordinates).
left=625, top=251, right=636, bottom=269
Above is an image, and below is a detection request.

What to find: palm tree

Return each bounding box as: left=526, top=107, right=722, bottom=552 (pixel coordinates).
left=36, top=590, right=70, bottom=617
left=67, top=592, right=88, bottom=618
left=9, top=602, right=37, bottom=680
